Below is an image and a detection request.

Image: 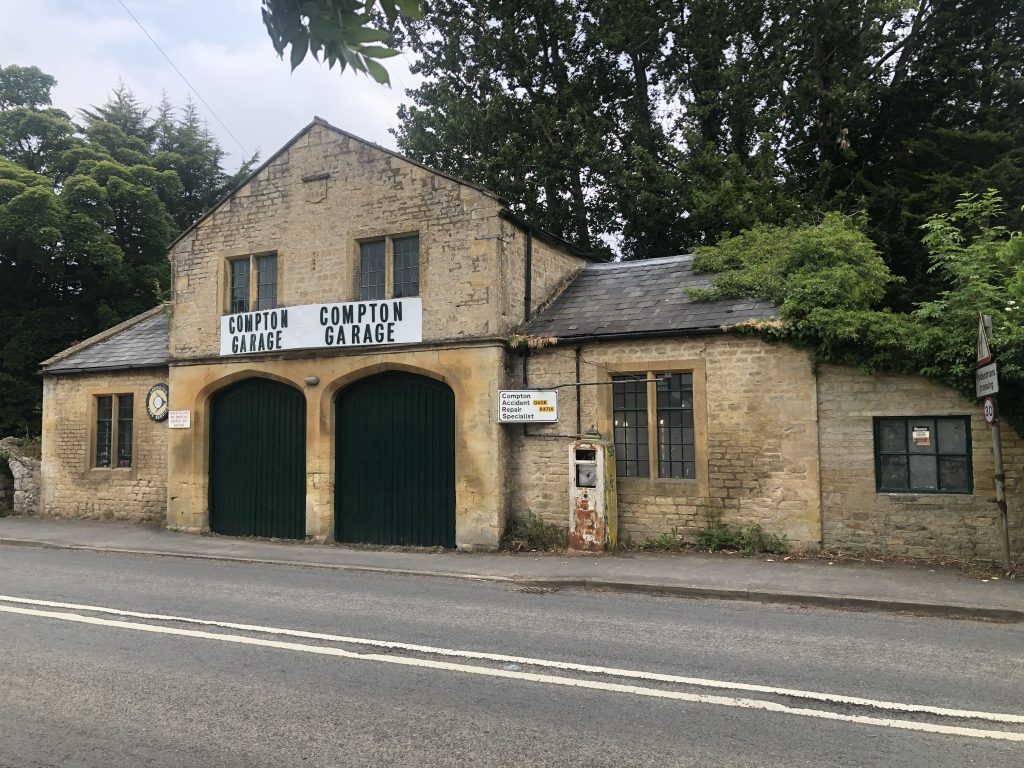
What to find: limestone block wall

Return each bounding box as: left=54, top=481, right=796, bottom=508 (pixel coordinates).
left=40, top=370, right=168, bottom=522
left=527, top=237, right=587, bottom=318
left=495, top=226, right=587, bottom=334
left=507, top=336, right=822, bottom=549
left=169, top=122, right=513, bottom=359
left=817, top=365, right=1024, bottom=560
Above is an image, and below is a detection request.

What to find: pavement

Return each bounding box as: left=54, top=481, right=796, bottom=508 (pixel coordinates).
left=0, top=515, right=1021, bottom=622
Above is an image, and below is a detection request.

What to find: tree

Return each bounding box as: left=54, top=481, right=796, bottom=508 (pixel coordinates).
left=389, top=0, right=1023, bottom=278
left=260, top=0, right=421, bottom=84
left=692, top=191, right=1024, bottom=435
left=0, top=67, right=253, bottom=435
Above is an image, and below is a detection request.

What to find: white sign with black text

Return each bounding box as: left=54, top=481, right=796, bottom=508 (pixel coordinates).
left=168, top=410, right=191, bottom=429
left=498, top=390, right=559, bottom=423
left=976, top=361, right=999, bottom=398
left=220, top=298, right=423, bottom=356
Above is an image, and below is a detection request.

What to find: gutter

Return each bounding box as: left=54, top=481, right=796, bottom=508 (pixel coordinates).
left=41, top=363, right=170, bottom=377
left=533, top=325, right=741, bottom=346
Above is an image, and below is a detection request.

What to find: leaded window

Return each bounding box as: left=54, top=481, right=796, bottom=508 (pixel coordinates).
left=874, top=416, right=972, bottom=493
left=230, top=258, right=250, bottom=314
left=612, top=376, right=650, bottom=478
left=393, top=235, right=420, bottom=298
left=255, top=254, right=277, bottom=310
left=612, top=371, right=697, bottom=480
left=95, top=394, right=135, bottom=469
left=359, top=240, right=386, bottom=300
left=117, top=394, right=134, bottom=468
left=95, top=396, right=113, bottom=468
left=656, top=373, right=696, bottom=479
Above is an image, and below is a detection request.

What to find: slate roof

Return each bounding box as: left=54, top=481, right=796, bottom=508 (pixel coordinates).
left=43, top=308, right=170, bottom=374
left=523, top=254, right=778, bottom=341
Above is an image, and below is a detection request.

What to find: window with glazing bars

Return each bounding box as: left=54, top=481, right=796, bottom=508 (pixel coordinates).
left=656, top=373, right=695, bottom=479
left=229, top=258, right=250, bottom=314
left=255, top=254, right=277, bottom=310
left=874, top=416, right=971, bottom=493
left=612, top=372, right=696, bottom=480
left=612, top=376, right=650, bottom=477
left=393, top=235, right=420, bottom=298
left=117, top=394, right=134, bottom=468
left=359, top=240, right=386, bottom=300
left=95, top=396, right=113, bottom=468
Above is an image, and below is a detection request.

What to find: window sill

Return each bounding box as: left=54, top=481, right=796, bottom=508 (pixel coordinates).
left=877, top=489, right=973, bottom=496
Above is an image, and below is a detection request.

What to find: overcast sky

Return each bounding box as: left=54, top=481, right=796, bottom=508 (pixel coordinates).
left=0, top=0, right=421, bottom=169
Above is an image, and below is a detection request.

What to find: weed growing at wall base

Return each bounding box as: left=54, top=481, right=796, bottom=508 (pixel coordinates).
left=503, top=514, right=569, bottom=551
left=697, top=514, right=789, bottom=555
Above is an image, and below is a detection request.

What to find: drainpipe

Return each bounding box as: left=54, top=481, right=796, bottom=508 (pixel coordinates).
left=524, top=228, right=533, bottom=322
left=575, top=345, right=583, bottom=436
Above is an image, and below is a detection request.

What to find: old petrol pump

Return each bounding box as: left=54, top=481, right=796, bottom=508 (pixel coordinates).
left=569, top=434, right=617, bottom=551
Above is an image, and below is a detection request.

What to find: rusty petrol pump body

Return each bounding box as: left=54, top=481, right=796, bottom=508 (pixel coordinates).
left=569, top=436, right=617, bottom=551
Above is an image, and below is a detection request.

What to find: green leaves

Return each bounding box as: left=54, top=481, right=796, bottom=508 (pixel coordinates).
left=696, top=194, right=1024, bottom=435
left=260, top=0, right=418, bottom=85
left=0, top=69, right=245, bottom=435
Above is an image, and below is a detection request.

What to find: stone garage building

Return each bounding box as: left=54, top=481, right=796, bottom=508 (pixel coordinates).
left=38, top=118, right=1023, bottom=561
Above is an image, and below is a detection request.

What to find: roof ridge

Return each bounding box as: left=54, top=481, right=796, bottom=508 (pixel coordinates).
left=589, top=254, right=696, bottom=269
left=40, top=305, right=167, bottom=370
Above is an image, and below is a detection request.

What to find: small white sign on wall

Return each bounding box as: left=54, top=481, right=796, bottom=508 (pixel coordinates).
left=498, top=390, right=559, bottom=423
left=168, top=410, right=191, bottom=429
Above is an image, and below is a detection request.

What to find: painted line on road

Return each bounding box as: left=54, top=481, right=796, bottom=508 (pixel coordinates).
left=0, top=593, right=1021, bottom=726
left=1, top=600, right=1022, bottom=741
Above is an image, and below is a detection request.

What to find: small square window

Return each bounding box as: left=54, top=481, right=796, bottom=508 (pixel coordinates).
left=874, top=416, right=971, bottom=493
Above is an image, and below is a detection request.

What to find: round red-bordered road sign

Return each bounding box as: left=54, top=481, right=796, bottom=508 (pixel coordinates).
left=983, top=396, right=996, bottom=425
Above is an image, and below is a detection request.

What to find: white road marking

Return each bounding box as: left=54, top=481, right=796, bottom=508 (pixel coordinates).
left=0, top=593, right=1020, bottom=725
left=2, top=593, right=1024, bottom=729
left=1, top=600, right=1022, bottom=742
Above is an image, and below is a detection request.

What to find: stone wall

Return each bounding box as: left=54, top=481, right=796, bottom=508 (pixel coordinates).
left=40, top=369, right=168, bottom=522
left=507, top=335, right=822, bottom=549
left=817, top=365, right=1024, bottom=560
left=0, top=454, right=12, bottom=514
left=0, top=437, right=41, bottom=515
left=169, top=122, right=586, bottom=360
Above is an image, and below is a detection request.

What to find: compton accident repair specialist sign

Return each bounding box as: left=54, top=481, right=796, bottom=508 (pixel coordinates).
left=498, top=390, right=559, bottom=423
left=220, top=298, right=422, bottom=355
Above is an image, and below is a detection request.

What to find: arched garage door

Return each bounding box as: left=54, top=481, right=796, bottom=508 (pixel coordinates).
left=335, top=372, right=455, bottom=547
left=209, top=378, right=306, bottom=539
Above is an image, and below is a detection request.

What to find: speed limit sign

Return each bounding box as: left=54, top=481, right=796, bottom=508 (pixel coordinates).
left=983, top=396, right=996, bottom=425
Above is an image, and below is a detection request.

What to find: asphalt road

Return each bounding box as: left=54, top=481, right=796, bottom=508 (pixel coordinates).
left=0, top=547, right=1021, bottom=767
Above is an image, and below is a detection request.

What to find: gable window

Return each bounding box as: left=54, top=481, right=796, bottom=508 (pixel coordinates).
left=358, top=234, right=420, bottom=301
left=95, top=394, right=133, bottom=469
left=230, top=259, right=250, bottom=313
left=227, top=253, right=278, bottom=313
left=874, top=416, right=972, bottom=493
left=359, top=240, right=386, bottom=300
left=612, top=372, right=695, bottom=479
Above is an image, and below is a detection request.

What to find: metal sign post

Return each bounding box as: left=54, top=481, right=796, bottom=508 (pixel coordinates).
left=976, top=315, right=1011, bottom=569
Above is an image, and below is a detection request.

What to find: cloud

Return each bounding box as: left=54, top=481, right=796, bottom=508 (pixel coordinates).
left=0, top=0, right=421, bottom=169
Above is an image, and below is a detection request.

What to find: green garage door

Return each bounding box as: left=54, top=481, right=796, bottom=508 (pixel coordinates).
left=335, top=372, right=456, bottom=547
left=209, top=378, right=306, bottom=539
